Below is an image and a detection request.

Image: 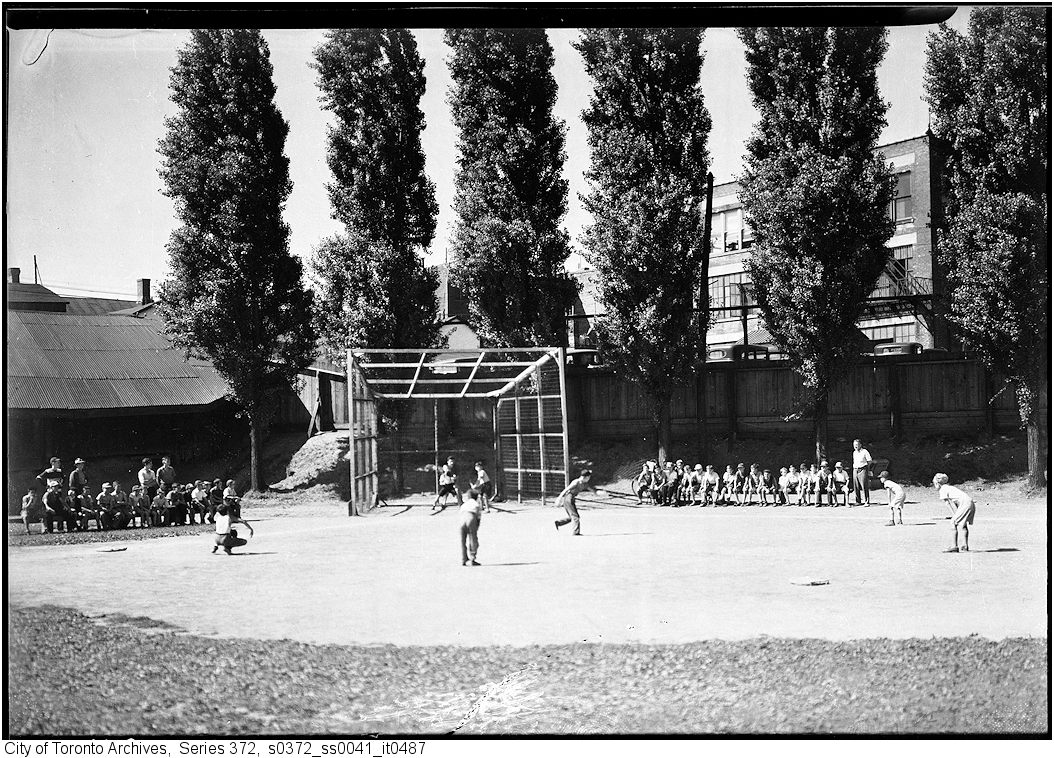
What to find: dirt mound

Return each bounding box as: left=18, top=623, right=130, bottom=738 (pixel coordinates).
left=267, top=431, right=349, bottom=495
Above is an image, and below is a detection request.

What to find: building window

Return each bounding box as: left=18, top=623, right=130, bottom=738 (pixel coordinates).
left=709, top=272, right=749, bottom=311
left=862, top=323, right=916, bottom=343
left=710, top=208, right=754, bottom=253
left=891, top=172, right=912, bottom=224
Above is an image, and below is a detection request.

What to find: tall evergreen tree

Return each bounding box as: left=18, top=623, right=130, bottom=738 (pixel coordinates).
left=737, top=27, right=894, bottom=463
left=925, top=7, right=1049, bottom=488
left=158, top=29, right=315, bottom=491
left=445, top=28, right=575, bottom=348
left=575, top=28, right=712, bottom=462
left=310, top=28, right=440, bottom=356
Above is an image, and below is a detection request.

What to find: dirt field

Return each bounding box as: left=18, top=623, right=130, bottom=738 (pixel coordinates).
left=6, top=481, right=1048, bottom=735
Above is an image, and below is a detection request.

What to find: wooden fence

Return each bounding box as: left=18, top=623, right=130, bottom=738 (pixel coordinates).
left=569, top=357, right=1022, bottom=441
left=315, top=356, right=1026, bottom=445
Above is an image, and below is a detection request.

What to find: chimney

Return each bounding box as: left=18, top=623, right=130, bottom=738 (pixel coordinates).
left=137, top=278, right=152, bottom=305
left=8, top=268, right=20, bottom=284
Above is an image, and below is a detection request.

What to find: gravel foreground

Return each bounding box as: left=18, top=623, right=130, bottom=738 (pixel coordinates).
left=6, top=606, right=1048, bottom=737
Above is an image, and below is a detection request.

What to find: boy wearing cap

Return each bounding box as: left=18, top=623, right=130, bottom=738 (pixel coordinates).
left=933, top=473, right=975, bottom=552
left=223, top=479, right=241, bottom=518
left=731, top=463, right=748, bottom=506
left=97, top=483, right=119, bottom=530
left=831, top=462, right=850, bottom=506
left=879, top=471, right=905, bottom=526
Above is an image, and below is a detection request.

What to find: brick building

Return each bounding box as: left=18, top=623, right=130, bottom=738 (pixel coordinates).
left=570, top=132, right=952, bottom=352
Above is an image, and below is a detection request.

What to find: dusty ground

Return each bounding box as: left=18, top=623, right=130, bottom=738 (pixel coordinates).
left=6, top=479, right=1048, bottom=735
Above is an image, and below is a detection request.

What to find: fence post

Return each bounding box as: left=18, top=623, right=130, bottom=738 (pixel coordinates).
left=727, top=365, right=738, bottom=448
left=889, top=362, right=903, bottom=440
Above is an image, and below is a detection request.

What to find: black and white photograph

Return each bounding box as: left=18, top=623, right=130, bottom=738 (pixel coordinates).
left=3, top=3, right=1050, bottom=741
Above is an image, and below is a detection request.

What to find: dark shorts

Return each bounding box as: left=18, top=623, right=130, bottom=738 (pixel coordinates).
left=438, top=483, right=457, bottom=497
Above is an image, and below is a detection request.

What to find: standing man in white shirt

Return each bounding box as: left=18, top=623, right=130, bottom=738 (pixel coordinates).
left=851, top=439, right=873, bottom=506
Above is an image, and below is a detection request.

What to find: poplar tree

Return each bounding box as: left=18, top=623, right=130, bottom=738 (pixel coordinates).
left=310, top=28, right=440, bottom=356
left=737, top=27, right=894, bottom=463
left=925, top=7, right=1049, bottom=488
left=158, top=29, right=315, bottom=491
left=576, top=28, right=712, bottom=462
left=445, top=28, right=575, bottom=348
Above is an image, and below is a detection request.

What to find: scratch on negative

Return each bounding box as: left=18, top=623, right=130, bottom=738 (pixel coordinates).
left=447, top=663, right=539, bottom=735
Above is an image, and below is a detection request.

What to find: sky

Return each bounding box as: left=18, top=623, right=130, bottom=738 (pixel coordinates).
left=6, top=11, right=970, bottom=300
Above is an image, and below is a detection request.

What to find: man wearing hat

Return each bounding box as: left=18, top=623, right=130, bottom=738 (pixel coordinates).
left=69, top=458, right=88, bottom=497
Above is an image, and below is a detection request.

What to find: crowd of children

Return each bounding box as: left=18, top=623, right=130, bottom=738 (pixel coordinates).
left=631, top=458, right=863, bottom=507
left=21, top=455, right=243, bottom=535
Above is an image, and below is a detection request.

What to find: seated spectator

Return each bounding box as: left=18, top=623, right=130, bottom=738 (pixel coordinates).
left=42, top=484, right=66, bottom=533
left=633, top=463, right=653, bottom=504
left=798, top=463, right=815, bottom=506
left=208, top=479, right=224, bottom=523
left=657, top=462, right=679, bottom=506
left=731, top=463, right=748, bottom=506
left=718, top=464, right=735, bottom=506
left=745, top=464, right=763, bottom=505
left=814, top=462, right=832, bottom=507
left=112, top=481, right=133, bottom=528
left=166, top=484, right=188, bottom=526
left=701, top=465, right=720, bottom=506
left=831, top=462, right=850, bottom=507
left=64, top=489, right=84, bottom=532
left=686, top=464, right=704, bottom=505
left=190, top=480, right=208, bottom=525
left=759, top=468, right=778, bottom=506
left=151, top=489, right=168, bottom=526
left=783, top=465, right=801, bottom=505
left=130, top=485, right=151, bottom=528
left=97, top=483, right=119, bottom=530
left=223, top=479, right=241, bottom=518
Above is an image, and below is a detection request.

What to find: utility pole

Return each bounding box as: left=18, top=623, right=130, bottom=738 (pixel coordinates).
left=697, top=171, right=714, bottom=462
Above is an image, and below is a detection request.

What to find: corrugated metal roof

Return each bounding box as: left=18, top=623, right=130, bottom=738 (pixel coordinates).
left=64, top=297, right=137, bottom=316
left=6, top=309, right=231, bottom=411
left=6, top=283, right=69, bottom=304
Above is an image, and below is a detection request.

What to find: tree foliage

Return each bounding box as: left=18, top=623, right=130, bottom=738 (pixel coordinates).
left=737, top=27, right=894, bottom=460
left=445, top=28, right=575, bottom=348
left=310, top=29, right=440, bottom=357
left=157, top=29, right=315, bottom=491
left=924, top=8, right=1049, bottom=475
left=575, top=28, right=711, bottom=459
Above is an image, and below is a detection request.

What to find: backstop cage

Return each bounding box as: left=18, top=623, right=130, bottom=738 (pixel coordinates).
left=346, top=347, right=572, bottom=515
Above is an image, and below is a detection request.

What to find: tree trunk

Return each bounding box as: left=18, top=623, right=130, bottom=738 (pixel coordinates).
left=656, top=398, right=672, bottom=464
left=249, top=417, right=264, bottom=493
left=814, top=390, right=829, bottom=465
left=1025, top=374, right=1048, bottom=490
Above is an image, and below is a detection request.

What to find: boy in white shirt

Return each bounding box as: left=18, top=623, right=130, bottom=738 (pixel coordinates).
left=879, top=470, right=905, bottom=526
left=831, top=462, right=851, bottom=507
left=433, top=457, right=461, bottom=511
left=933, top=473, right=975, bottom=552
left=213, top=503, right=254, bottom=555
left=459, top=488, right=483, bottom=566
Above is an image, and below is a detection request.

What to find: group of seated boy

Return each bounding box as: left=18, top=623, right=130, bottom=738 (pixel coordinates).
left=633, top=459, right=856, bottom=507
left=24, top=478, right=241, bottom=534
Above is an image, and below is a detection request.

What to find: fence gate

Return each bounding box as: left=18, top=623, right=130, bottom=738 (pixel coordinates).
left=346, top=354, right=379, bottom=515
